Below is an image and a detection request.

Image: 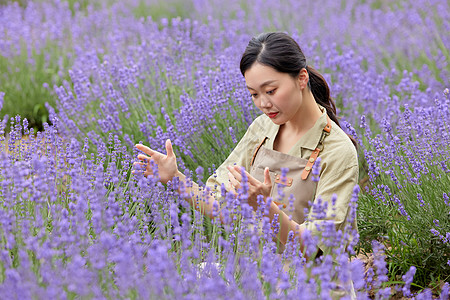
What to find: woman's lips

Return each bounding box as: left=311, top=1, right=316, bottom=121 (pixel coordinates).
left=268, top=112, right=279, bottom=119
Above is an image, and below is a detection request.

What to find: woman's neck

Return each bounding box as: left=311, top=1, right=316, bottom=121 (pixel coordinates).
left=283, top=90, right=323, bottom=136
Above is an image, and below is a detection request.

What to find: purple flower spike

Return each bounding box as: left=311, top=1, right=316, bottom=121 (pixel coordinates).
left=1, top=1, right=449, bottom=297
left=312, top=157, right=321, bottom=182
left=350, top=259, right=365, bottom=290
left=0, top=91, right=4, bottom=111
left=440, top=282, right=449, bottom=300
left=402, top=266, right=416, bottom=297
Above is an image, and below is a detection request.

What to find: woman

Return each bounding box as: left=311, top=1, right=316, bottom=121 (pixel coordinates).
left=135, top=32, right=359, bottom=297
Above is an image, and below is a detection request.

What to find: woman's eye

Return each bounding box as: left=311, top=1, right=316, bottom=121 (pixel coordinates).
left=266, top=89, right=276, bottom=95
left=250, top=93, right=257, bottom=98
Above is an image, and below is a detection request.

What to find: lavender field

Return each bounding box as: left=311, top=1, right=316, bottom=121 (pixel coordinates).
left=0, top=0, right=449, bottom=299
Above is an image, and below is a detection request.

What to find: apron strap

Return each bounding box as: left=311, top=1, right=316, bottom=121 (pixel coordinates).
left=250, top=136, right=268, bottom=167
left=301, top=116, right=332, bottom=180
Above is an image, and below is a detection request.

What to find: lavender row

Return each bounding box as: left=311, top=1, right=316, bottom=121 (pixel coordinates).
left=1, top=117, right=447, bottom=299
left=1, top=0, right=449, bottom=128
left=0, top=0, right=449, bottom=296
left=1, top=0, right=448, bottom=86
left=355, top=89, right=450, bottom=287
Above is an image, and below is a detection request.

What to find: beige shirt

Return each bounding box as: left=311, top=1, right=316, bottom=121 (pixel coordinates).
left=205, top=105, right=359, bottom=252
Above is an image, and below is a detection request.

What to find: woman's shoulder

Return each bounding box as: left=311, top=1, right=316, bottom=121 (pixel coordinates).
left=251, top=113, right=271, bottom=126
left=247, top=113, right=276, bottom=134
left=235, top=113, right=274, bottom=150
left=322, top=120, right=358, bottom=169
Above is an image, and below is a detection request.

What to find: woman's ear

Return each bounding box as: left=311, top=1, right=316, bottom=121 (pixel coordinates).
left=297, top=68, right=309, bottom=90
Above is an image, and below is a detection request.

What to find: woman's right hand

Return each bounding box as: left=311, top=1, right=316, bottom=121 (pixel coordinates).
left=133, top=139, right=179, bottom=184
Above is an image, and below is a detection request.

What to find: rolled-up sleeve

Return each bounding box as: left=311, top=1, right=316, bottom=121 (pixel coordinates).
left=299, top=163, right=359, bottom=254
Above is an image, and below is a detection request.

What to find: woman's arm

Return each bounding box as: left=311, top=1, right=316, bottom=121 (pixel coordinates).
left=134, top=140, right=309, bottom=255
left=173, top=170, right=224, bottom=221
left=134, top=139, right=224, bottom=222
left=227, top=160, right=359, bottom=256
left=266, top=200, right=306, bottom=251
left=226, top=165, right=305, bottom=250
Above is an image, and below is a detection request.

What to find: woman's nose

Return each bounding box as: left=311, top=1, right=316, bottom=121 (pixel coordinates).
left=260, top=96, right=272, bottom=108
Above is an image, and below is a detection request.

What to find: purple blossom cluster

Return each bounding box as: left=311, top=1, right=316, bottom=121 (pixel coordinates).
left=0, top=117, right=398, bottom=298
left=1, top=0, right=449, bottom=298
left=359, top=88, right=450, bottom=285
left=2, top=0, right=448, bottom=135
left=3, top=0, right=448, bottom=90
left=1, top=116, right=446, bottom=299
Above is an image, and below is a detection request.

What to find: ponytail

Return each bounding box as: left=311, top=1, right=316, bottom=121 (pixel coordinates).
left=306, top=66, right=358, bottom=149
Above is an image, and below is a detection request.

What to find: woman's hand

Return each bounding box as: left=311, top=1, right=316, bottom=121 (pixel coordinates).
left=227, top=165, right=272, bottom=211
left=133, top=139, right=179, bottom=184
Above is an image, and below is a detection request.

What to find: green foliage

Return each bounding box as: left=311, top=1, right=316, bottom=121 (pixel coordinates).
left=0, top=0, right=27, bottom=6
left=132, top=0, right=194, bottom=21
left=357, top=145, right=450, bottom=289
left=0, top=40, right=72, bottom=131
left=0, top=0, right=94, bottom=12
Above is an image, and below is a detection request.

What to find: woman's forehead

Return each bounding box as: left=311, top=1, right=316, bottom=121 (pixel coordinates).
left=244, top=63, right=288, bottom=89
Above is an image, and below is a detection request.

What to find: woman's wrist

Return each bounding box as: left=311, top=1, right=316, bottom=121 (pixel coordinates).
left=174, top=170, right=184, bottom=180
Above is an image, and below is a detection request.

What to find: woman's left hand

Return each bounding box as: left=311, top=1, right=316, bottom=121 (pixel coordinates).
left=227, top=165, right=272, bottom=211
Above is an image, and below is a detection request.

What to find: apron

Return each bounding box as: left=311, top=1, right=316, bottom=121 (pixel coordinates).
left=247, top=116, right=356, bottom=299
left=249, top=116, right=332, bottom=229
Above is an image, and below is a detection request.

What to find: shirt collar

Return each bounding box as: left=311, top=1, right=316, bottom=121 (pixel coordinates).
left=297, top=104, right=329, bottom=151
left=266, top=104, right=329, bottom=152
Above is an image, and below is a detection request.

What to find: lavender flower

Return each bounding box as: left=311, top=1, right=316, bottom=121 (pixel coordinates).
left=312, top=157, right=321, bottom=182
left=350, top=259, right=365, bottom=290
left=402, top=266, right=416, bottom=297
left=0, top=91, right=4, bottom=111
left=1, top=0, right=449, bottom=298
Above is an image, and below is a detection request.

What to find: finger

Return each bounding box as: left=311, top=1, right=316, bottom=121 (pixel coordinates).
left=131, top=169, right=145, bottom=174
left=137, top=154, right=151, bottom=162
left=132, top=162, right=146, bottom=174
left=135, top=144, right=159, bottom=158
left=132, top=169, right=149, bottom=176
left=228, top=181, right=236, bottom=194
left=133, top=161, right=148, bottom=169
left=132, top=162, right=152, bottom=176
left=263, top=167, right=272, bottom=185
left=165, top=139, right=175, bottom=158
left=227, top=165, right=243, bottom=182
left=243, top=169, right=261, bottom=186
left=228, top=171, right=241, bottom=190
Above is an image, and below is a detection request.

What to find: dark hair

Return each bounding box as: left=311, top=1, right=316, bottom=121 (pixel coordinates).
left=240, top=32, right=357, bottom=148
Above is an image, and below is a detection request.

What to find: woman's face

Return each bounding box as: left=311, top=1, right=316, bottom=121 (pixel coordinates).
left=244, top=62, right=306, bottom=125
